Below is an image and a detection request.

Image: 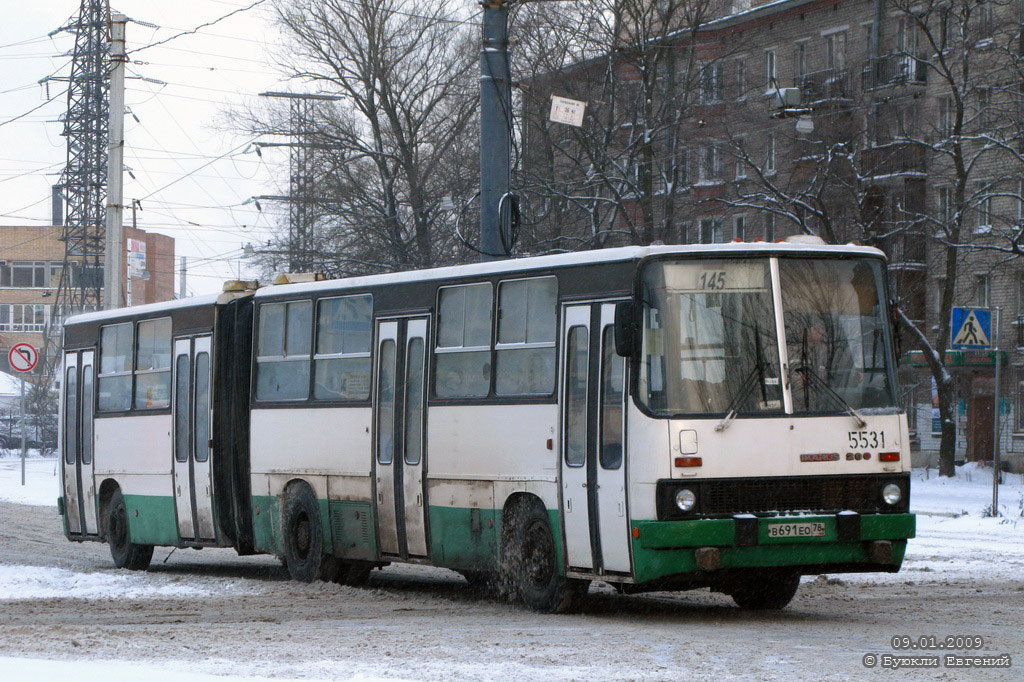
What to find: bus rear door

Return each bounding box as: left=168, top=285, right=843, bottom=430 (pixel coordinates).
left=62, top=350, right=98, bottom=535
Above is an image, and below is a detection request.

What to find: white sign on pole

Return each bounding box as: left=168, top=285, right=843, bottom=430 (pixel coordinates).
left=549, top=95, right=586, bottom=127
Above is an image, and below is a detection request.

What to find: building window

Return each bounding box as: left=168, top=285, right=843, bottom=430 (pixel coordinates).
left=134, top=317, right=171, bottom=409
left=436, top=282, right=493, bottom=397
left=794, top=41, right=808, bottom=80
left=735, top=57, right=747, bottom=99
left=734, top=215, right=746, bottom=241
left=938, top=96, right=954, bottom=137
left=256, top=300, right=313, bottom=401
left=765, top=134, right=776, bottom=173
left=976, top=185, right=992, bottom=230
left=765, top=212, right=776, bottom=241
left=700, top=145, right=721, bottom=182
left=826, top=31, right=847, bottom=71
left=495, top=277, right=557, bottom=395
left=699, top=62, right=722, bottom=104
left=1016, top=373, right=1024, bottom=432
left=937, top=186, right=952, bottom=228
left=975, top=274, right=991, bottom=308
left=314, top=294, right=372, bottom=400
left=765, top=49, right=777, bottom=89
left=735, top=137, right=747, bottom=179
left=977, top=87, right=992, bottom=129
left=0, top=261, right=59, bottom=288
left=0, top=304, right=49, bottom=332
left=700, top=217, right=723, bottom=244
left=675, top=147, right=689, bottom=189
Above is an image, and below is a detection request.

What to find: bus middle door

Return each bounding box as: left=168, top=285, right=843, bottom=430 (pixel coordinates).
left=172, top=336, right=217, bottom=542
left=374, top=317, right=429, bottom=559
left=62, top=350, right=98, bottom=536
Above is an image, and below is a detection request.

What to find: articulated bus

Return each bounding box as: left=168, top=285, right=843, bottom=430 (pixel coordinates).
left=58, top=241, right=915, bottom=612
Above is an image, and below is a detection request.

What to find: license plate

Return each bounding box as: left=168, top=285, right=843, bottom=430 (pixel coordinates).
left=767, top=522, right=826, bottom=538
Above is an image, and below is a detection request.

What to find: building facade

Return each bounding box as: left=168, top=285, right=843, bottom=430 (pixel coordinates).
left=523, top=0, right=1024, bottom=470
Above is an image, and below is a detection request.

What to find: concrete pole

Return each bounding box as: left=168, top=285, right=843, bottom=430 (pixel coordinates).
left=479, top=0, right=511, bottom=261
left=20, top=375, right=26, bottom=486
left=992, top=306, right=1001, bottom=515
left=103, top=14, right=128, bottom=310
left=179, top=256, right=187, bottom=298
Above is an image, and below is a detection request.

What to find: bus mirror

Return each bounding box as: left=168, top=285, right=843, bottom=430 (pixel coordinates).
left=614, top=301, right=637, bottom=358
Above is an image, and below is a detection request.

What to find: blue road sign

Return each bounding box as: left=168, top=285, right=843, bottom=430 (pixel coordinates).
left=950, top=307, right=992, bottom=350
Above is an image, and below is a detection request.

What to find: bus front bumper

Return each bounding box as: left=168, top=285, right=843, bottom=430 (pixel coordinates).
left=630, top=513, right=915, bottom=584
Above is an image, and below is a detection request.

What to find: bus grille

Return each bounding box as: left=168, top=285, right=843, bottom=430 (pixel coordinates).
left=657, top=474, right=909, bottom=519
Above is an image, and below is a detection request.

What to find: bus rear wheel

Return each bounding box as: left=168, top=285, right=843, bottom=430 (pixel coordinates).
left=105, top=489, right=153, bottom=570
left=507, top=501, right=588, bottom=613
left=281, top=484, right=325, bottom=583
left=729, top=572, right=801, bottom=610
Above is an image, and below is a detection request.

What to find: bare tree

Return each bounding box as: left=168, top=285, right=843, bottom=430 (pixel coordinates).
left=240, top=0, right=480, bottom=276
left=516, top=0, right=722, bottom=251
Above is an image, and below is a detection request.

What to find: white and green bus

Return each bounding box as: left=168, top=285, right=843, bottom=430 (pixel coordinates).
left=59, top=241, right=914, bottom=612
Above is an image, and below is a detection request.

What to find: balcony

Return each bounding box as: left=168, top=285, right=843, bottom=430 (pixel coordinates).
left=881, top=230, right=928, bottom=267
left=863, top=142, right=927, bottom=178
left=795, top=68, right=851, bottom=104
left=863, top=54, right=928, bottom=89
left=1016, top=315, right=1024, bottom=348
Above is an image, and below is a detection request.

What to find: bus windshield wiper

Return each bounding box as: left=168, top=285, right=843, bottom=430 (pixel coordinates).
left=715, top=324, right=768, bottom=432
left=791, top=362, right=867, bottom=428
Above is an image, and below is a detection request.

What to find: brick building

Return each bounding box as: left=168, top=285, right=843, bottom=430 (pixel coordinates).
left=0, top=222, right=175, bottom=373
left=523, top=0, right=1024, bottom=469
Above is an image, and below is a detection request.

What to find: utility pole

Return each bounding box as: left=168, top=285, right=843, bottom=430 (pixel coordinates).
left=179, top=256, right=187, bottom=298
left=479, top=0, right=512, bottom=261
left=992, top=306, right=1001, bottom=515
left=103, top=13, right=127, bottom=310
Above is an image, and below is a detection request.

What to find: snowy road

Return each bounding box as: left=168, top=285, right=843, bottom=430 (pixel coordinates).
left=1, top=458, right=1022, bottom=681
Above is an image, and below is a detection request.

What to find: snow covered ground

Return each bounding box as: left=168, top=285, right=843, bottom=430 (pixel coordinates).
left=2, top=455, right=1022, bottom=681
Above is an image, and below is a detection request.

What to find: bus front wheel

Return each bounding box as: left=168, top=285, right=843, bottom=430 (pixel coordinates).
left=507, top=502, right=588, bottom=613
left=281, top=484, right=325, bottom=583
left=729, top=572, right=800, bottom=610
left=105, top=489, right=153, bottom=570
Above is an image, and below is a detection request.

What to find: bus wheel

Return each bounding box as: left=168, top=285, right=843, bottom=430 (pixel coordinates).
left=729, top=572, right=801, bottom=610
left=281, top=485, right=324, bottom=583
left=508, top=502, right=588, bottom=613
left=105, top=489, right=153, bottom=570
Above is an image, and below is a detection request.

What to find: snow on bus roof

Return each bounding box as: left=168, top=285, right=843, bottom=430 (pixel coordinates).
left=64, top=292, right=222, bottom=327
left=255, top=242, right=885, bottom=299
left=63, top=242, right=884, bottom=324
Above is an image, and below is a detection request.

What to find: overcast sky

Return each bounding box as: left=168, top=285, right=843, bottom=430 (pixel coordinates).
left=0, top=1, right=295, bottom=295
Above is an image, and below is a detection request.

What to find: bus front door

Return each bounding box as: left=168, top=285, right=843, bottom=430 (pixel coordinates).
left=374, top=317, right=429, bottom=559
left=560, top=303, right=631, bottom=575
left=172, top=336, right=217, bottom=542
left=62, top=350, right=98, bottom=536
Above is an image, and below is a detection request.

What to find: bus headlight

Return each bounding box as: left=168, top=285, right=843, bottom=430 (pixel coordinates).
left=675, top=488, right=697, bottom=513
left=881, top=483, right=902, bottom=506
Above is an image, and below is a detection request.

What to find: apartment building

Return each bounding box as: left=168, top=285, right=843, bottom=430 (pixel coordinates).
left=523, top=0, right=1024, bottom=469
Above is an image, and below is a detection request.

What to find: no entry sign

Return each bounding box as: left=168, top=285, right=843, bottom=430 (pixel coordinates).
left=8, top=343, right=38, bottom=373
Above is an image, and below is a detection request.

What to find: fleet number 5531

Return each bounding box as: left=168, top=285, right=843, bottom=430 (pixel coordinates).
left=848, top=430, right=886, bottom=449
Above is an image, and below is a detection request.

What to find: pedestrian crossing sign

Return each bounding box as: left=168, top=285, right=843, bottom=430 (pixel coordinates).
left=950, top=307, right=992, bottom=350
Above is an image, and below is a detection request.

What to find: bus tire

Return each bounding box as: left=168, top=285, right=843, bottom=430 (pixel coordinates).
left=729, top=572, right=800, bottom=610
left=281, top=484, right=325, bottom=583
left=507, top=501, right=589, bottom=613
left=105, top=489, right=153, bottom=571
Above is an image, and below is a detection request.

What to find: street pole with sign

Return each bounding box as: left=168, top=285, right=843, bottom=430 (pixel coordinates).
left=8, top=343, right=39, bottom=486
left=992, top=307, right=1001, bottom=515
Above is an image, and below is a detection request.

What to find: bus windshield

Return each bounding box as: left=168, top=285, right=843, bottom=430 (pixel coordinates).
left=780, top=258, right=896, bottom=412
left=638, top=256, right=896, bottom=416
left=639, top=259, right=783, bottom=415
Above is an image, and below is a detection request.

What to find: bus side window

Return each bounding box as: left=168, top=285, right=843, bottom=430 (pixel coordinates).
left=97, top=322, right=133, bottom=412
left=495, top=276, right=557, bottom=396
left=435, top=283, right=492, bottom=397
left=314, top=294, right=372, bottom=400
left=255, top=300, right=312, bottom=401
left=135, top=317, right=171, bottom=409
